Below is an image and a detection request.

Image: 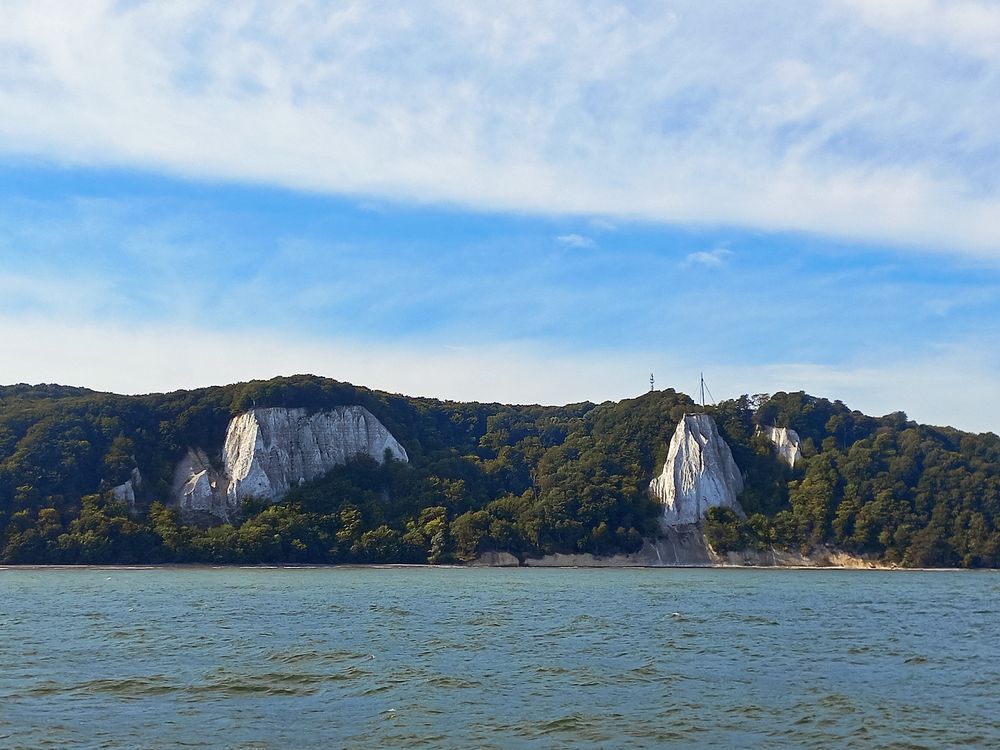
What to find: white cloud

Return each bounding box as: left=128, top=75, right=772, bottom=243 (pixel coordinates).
left=555, top=233, right=596, bottom=249
left=1, top=316, right=997, bottom=435
left=0, top=2, right=998, bottom=255
left=840, top=0, right=1000, bottom=61
left=684, top=248, right=733, bottom=268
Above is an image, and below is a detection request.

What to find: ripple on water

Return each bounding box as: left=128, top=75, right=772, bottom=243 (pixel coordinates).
left=423, top=674, right=482, bottom=690
left=2, top=567, right=998, bottom=749
left=368, top=603, right=414, bottom=617
left=266, top=648, right=373, bottom=665
left=463, top=614, right=508, bottom=627
left=31, top=676, right=181, bottom=698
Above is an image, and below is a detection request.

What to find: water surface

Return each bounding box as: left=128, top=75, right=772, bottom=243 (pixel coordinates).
left=1, top=567, right=998, bottom=749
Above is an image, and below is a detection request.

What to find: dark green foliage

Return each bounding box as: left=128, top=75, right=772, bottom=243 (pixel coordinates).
left=1, top=377, right=999, bottom=566
left=702, top=507, right=749, bottom=552
left=733, top=393, right=1000, bottom=566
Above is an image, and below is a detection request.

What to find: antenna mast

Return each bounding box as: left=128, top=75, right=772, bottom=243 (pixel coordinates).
left=698, top=372, right=716, bottom=408
left=649, top=373, right=655, bottom=392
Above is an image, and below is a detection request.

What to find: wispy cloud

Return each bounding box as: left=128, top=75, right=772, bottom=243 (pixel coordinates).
left=555, top=233, right=596, bottom=249
left=4, top=189, right=997, bottom=375
left=0, top=2, right=998, bottom=255
left=0, top=270, right=119, bottom=317
left=841, top=0, right=1000, bottom=61
left=2, top=3, right=998, bottom=435
left=684, top=248, right=733, bottom=268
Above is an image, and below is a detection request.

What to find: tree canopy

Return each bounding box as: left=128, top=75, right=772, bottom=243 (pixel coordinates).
left=2, top=377, right=998, bottom=567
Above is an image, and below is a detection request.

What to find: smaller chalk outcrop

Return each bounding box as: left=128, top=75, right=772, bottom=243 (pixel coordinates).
left=649, top=414, right=745, bottom=526
left=765, top=426, right=802, bottom=467
left=110, top=468, right=143, bottom=509
left=172, top=448, right=231, bottom=520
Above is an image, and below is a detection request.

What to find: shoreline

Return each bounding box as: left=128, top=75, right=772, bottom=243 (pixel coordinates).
left=0, top=563, right=988, bottom=572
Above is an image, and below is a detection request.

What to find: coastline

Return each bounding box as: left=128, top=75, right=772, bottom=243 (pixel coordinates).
left=470, top=525, right=900, bottom=570
left=0, top=561, right=985, bottom=572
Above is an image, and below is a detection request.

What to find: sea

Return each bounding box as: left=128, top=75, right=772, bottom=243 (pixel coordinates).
left=1, top=566, right=998, bottom=749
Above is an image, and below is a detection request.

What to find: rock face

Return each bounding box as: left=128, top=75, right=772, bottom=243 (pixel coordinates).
left=649, top=414, right=744, bottom=526
left=171, top=406, right=407, bottom=521
left=469, top=550, right=521, bottom=567
left=765, top=426, right=802, bottom=467
left=521, top=525, right=713, bottom=567
left=172, top=448, right=230, bottom=520
left=224, top=407, right=408, bottom=505
left=110, top=468, right=143, bottom=510
left=712, top=546, right=887, bottom=568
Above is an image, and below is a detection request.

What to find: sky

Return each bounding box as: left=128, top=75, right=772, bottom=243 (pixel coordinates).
left=1, top=0, right=999, bottom=432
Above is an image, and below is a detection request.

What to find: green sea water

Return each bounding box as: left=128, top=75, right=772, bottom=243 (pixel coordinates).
left=1, top=567, right=998, bottom=749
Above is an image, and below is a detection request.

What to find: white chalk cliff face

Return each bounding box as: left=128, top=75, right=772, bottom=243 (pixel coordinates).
left=110, top=468, right=143, bottom=510
left=171, top=406, right=407, bottom=521
left=172, top=447, right=231, bottom=520
left=766, top=426, right=802, bottom=467
left=224, top=407, right=408, bottom=505
left=649, top=414, right=745, bottom=526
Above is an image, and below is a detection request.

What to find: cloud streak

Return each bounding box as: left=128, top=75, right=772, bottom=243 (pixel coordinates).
left=0, top=1, right=998, bottom=255
left=842, top=0, right=1000, bottom=61
left=684, top=248, right=733, bottom=268
left=555, top=233, right=596, bottom=249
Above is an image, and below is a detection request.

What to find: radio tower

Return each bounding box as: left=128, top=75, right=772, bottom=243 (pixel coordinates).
left=698, top=372, right=716, bottom=407
left=649, top=373, right=655, bottom=392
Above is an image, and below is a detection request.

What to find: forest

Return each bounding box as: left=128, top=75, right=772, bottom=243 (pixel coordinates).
left=1, top=375, right=998, bottom=567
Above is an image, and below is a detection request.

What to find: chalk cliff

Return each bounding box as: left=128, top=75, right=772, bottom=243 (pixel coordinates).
left=765, top=426, right=802, bottom=467
left=171, top=406, right=407, bottom=521
left=110, top=468, right=142, bottom=510
left=173, top=448, right=230, bottom=520
left=649, top=414, right=744, bottom=525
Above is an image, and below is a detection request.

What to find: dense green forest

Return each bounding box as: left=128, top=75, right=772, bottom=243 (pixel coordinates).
left=1, top=375, right=999, bottom=567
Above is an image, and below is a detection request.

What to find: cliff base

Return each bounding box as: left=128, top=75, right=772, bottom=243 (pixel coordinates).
left=471, top=526, right=891, bottom=569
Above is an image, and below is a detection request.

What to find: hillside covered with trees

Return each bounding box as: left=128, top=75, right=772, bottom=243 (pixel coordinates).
left=1, top=375, right=998, bottom=567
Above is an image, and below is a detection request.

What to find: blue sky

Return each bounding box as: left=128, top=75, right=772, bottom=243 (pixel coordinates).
left=1, top=1, right=999, bottom=432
